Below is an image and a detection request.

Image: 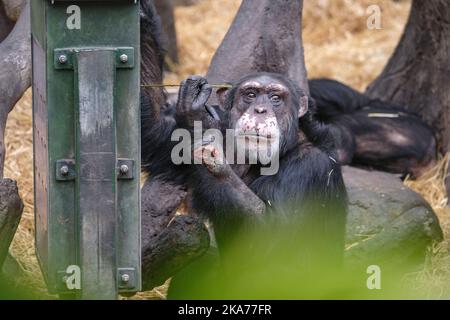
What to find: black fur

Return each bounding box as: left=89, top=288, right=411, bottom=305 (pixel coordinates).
left=140, top=0, right=191, bottom=184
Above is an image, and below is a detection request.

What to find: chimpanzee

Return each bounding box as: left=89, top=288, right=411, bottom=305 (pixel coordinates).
left=142, top=72, right=348, bottom=278
left=309, top=79, right=437, bottom=177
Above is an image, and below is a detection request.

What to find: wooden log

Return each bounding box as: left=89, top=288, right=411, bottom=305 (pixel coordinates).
left=141, top=177, right=187, bottom=249
left=140, top=177, right=210, bottom=290
left=142, top=214, right=210, bottom=290
left=0, top=1, right=30, bottom=178
left=0, top=179, right=23, bottom=269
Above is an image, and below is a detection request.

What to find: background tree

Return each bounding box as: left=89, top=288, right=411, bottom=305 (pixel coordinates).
left=0, top=0, right=28, bottom=281
left=367, top=0, right=449, bottom=152
left=154, top=0, right=179, bottom=68
left=365, top=0, right=450, bottom=195
left=207, top=0, right=308, bottom=94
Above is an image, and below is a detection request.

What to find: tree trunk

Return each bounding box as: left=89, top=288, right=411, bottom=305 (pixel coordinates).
left=0, top=2, right=14, bottom=43
left=206, top=0, right=308, bottom=97
left=0, top=179, right=23, bottom=269
left=0, top=0, right=30, bottom=178
left=365, top=0, right=450, bottom=196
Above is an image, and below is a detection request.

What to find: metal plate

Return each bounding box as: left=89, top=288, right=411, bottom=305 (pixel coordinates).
left=117, top=159, right=135, bottom=180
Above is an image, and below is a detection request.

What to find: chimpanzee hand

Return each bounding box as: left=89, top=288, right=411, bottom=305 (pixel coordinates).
left=193, top=143, right=231, bottom=177
left=176, top=76, right=212, bottom=130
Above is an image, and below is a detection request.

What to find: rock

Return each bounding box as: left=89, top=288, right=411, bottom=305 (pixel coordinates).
left=343, top=166, right=443, bottom=267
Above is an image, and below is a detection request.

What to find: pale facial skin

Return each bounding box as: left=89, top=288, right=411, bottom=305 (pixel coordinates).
left=193, top=75, right=301, bottom=176
left=232, top=78, right=289, bottom=164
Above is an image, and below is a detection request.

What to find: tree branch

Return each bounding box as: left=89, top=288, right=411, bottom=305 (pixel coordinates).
left=0, top=0, right=30, bottom=178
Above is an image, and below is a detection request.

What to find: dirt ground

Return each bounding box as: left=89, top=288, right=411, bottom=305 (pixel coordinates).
left=4, top=0, right=450, bottom=299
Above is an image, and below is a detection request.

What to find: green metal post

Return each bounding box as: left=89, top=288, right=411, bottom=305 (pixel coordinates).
left=31, top=0, right=141, bottom=299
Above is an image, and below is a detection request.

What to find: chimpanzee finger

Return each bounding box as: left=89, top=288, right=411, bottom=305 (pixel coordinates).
left=183, top=76, right=205, bottom=109
left=192, top=83, right=212, bottom=110
left=185, top=76, right=204, bottom=94
left=177, top=80, right=188, bottom=111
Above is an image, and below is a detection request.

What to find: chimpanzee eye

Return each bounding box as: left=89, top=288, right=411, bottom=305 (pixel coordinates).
left=270, top=95, right=281, bottom=104
left=246, top=92, right=256, bottom=99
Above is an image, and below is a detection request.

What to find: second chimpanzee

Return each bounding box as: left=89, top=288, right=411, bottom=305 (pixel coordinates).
left=309, top=79, right=437, bottom=177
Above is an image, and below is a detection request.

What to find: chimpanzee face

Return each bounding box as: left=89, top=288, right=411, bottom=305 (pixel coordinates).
left=219, top=73, right=308, bottom=162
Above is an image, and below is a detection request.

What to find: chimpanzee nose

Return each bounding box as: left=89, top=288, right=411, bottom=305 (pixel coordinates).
left=255, top=106, right=267, bottom=114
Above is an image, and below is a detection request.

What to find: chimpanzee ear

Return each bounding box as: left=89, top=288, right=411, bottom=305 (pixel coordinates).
left=216, top=85, right=231, bottom=107
left=298, top=95, right=309, bottom=118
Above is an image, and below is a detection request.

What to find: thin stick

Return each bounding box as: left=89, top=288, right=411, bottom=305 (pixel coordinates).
left=141, top=83, right=232, bottom=89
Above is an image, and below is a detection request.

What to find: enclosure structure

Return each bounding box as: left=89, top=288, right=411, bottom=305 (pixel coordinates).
left=31, top=0, right=141, bottom=299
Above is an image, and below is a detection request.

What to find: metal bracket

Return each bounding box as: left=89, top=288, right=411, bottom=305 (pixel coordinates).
left=117, top=159, right=135, bottom=180
left=56, top=159, right=76, bottom=181
left=56, top=159, right=135, bottom=181
left=54, top=47, right=135, bottom=70
left=117, top=268, right=137, bottom=291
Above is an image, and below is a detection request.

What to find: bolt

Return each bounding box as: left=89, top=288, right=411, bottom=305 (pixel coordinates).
left=59, top=55, right=68, bottom=64
left=60, top=165, right=69, bottom=176
left=120, top=165, right=129, bottom=175
left=121, top=274, right=130, bottom=283
left=119, top=54, right=129, bottom=63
